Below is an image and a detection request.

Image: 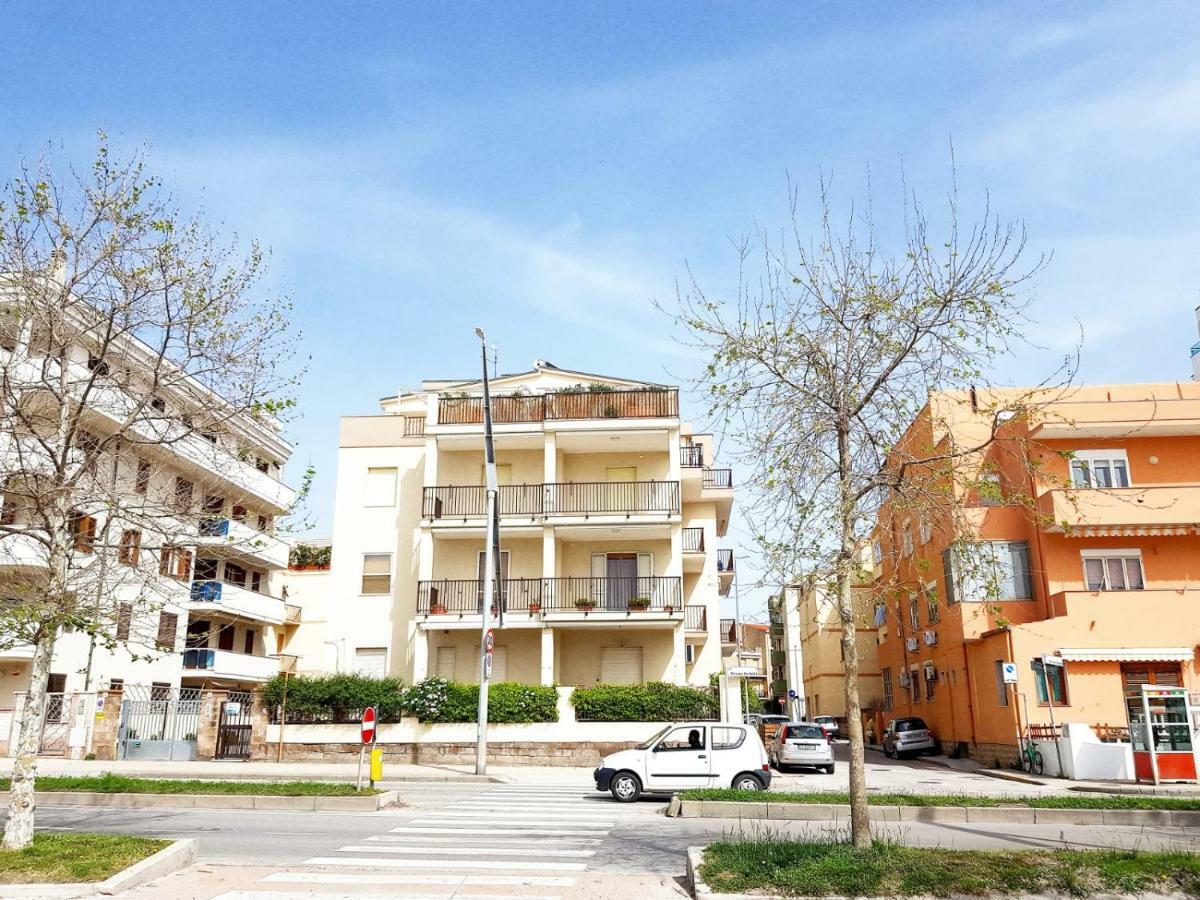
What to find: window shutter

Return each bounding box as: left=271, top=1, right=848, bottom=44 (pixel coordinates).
left=600, top=647, right=643, bottom=684
left=942, top=548, right=957, bottom=605
left=1008, top=542, right=1032, bottom=598
left=176, top=549, right=193, bottom=581
left=156, top=612, right=178, bottom=649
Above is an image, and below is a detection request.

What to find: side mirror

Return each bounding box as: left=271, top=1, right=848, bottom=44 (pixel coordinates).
left=650, top=743, right=661, bottom=752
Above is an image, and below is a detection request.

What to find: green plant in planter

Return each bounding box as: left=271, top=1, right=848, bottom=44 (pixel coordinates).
left=574, top=598, right=595, bottom=610
left=587, top=382, right=615, bottom=392
left=628, top=596, right=651, bottom=610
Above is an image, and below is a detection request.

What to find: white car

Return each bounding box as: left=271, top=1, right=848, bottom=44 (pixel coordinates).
left=812, top=715, right=840, bottom=740
left=594, top=722, right=772, bottom=802
left=769, top=721, right=835, bottom=773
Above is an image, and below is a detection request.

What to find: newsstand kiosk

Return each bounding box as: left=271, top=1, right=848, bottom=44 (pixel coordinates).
left=1128, top=685, right=1199, bottom=784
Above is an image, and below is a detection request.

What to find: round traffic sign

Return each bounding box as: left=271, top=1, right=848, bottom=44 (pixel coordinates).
left=361, top=706, right=377, bottom=744
left=484, top=629, right=495, bottom=653
left=788, top=690, right=798, bottom=699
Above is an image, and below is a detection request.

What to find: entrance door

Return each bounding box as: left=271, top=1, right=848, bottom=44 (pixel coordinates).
left=605, top=554, right=636, bottom=610
left=215, top=692, right=253, bottom=760
left=646, top=724, right=711, bottom=790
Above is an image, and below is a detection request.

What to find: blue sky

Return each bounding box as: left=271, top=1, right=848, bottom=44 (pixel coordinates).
left=3, top=2, right=1199, bottom=619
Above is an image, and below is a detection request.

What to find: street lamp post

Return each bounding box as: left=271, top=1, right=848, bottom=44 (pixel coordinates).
left=474, top=327, right=501, bottom=775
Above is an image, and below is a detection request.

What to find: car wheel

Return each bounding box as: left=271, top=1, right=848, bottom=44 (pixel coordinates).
left=884, top=745, right=893, bottom=759
left=610, top=771, right=642, bottom=803
left=732, top=773, right=764, bottom=791
left=823, top=764, right=835, bottom=774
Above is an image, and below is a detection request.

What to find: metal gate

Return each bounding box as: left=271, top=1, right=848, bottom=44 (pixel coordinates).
left=118, top=686, right=201, bottom=761
left=38, top=693, right=72, bottom=755
left=215, top=691, right=253, bottom=760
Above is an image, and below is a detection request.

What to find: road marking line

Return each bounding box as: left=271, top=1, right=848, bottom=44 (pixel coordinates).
left=367, top=835, right=602, bottom=845
left=411, top=818, right=614, bottom=829
left=263, top=872, right=577, bottom=887
left=389, top=826, right=608, bottom=837
left=301, top=856, right=588, bottom=872
left=337, top=845, right=596, bottom=858
left=419, top=811, right=615, bottom=823
left=216, top=893, right=560, bottom=900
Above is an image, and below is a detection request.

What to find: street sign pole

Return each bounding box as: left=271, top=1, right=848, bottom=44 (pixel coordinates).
left=356, top=706, right=377, bottom=791
left=475, top=328, right=500, bottom=776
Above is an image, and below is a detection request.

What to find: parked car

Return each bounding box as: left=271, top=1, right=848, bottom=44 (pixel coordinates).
left=768, top=722, right=835, bottom=773
left=594, top=722, right=772, bottom=802
left=812, top=715, right=840, bottom=740
left=744, top=713, right=788, bottom=727
left=882, top=716, right=937, bottom=758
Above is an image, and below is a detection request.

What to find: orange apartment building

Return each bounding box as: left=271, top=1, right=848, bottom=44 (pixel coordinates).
left=871, top=383, right=1200, bottom=770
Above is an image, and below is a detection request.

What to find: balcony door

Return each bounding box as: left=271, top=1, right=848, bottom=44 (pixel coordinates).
left=476, top=550, right=510, bottom=609
left=592, top=551, right=652, bottom=610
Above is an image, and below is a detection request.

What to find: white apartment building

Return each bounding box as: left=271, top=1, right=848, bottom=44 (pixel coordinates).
left=0, top=303, right=298, bottom=727
left=307, top=362, right=736, bottom=687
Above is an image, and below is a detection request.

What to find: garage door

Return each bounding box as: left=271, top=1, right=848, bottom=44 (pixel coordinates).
left=355, top=647, right=387, bottom=677
left=436, top=646, right=457, bottom=679
left=600, top=647, right=643, bottom=684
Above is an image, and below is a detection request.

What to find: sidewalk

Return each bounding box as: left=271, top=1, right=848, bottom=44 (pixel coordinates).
left=0, top=757, right=505, bottom=783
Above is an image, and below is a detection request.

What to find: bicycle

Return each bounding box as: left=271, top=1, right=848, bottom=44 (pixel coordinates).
left=1019, top=736, right=1044, bottom=775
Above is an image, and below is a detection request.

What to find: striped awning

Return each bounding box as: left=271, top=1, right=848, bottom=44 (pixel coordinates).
left=1064, top=526, right=1196, bottom=538
left=1058, top=647, right=1194, bottom=663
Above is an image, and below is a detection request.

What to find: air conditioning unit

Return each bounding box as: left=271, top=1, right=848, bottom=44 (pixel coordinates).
left=905, top=637, right=919, bottom=652
left=923, top=661, right=938, bottom=681
left=684, top=644, right=696, bottom=664
left=924, top=630, right=938, bottom=646
left=898, top=671, right=911, bottom=687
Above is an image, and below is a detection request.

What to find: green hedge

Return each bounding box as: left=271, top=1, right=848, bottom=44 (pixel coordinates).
left=571, top=681, right=719, bottom=721
left=261, top=674, right=406, bottom=723
left=405, top=677, right=559, bottom=724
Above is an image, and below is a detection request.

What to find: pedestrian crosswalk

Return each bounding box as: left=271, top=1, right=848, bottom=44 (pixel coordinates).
left=210, top=784, right=624, bottom=899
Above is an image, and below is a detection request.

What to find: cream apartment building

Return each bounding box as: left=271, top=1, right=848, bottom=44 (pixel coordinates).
left=314, top=363, right=736, bottom=687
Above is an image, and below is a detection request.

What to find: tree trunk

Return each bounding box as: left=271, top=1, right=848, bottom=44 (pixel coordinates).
left=2, top=630, right=55, bottom=850
left=837, top=424, right=870, bottom=848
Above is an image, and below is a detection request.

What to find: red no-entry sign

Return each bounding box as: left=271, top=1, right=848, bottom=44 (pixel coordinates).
left=361, top=706, right=377, bottom=745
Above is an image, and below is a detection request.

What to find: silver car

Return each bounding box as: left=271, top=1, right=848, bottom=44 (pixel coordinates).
left=768, top=722, right=835, bottom=773
left=882, top=716, right=936, bottom=758
left=812, top=715, right=840, bottom=740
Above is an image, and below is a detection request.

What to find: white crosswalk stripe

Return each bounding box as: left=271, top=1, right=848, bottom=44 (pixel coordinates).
left=211, top=782, right=629, bottom=899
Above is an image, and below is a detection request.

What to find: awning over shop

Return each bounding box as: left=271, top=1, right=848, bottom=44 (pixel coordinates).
left=1058, top=647, right=1194, bottom=663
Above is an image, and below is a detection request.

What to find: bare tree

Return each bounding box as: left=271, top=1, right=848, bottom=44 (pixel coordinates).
left=0, top=136, right=300, bottom=849
left=669, top=172, right=1070, bottom=847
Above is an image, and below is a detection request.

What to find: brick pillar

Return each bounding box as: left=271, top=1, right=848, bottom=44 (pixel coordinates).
left=248, top=690, right=269, bottom=760
left=90, top=687, right=125, bottom=761
left=196, top=689, right=228, bottom=760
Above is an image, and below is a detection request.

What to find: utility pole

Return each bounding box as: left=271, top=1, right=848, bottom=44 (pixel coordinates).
left=474, top=327, right=501, bottom=775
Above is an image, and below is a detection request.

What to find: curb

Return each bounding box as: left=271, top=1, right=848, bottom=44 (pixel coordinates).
left=29, top=789, right=400, bottom=811
left=671, top=799, right=1200, bottom=827
left=2, top=838, right=195, bottom=899
left=688, top=845, right=791, bottom=900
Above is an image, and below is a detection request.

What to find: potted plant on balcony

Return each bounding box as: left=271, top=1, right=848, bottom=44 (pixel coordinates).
left=574, top=598, right=595, bottom=612
left=528, top=600, right=541, bottom=614
left=628, top=596, right=651, bottom=611
left=429, top=601, right=447, bottom=615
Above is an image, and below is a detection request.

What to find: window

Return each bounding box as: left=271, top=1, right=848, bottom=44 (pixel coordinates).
left=149, top=395, right=166, bottom=413
left=909, top=668, right=921, bottom=703
left=135, top=459, right=151, bottom=495
left=924, top=581, right=940, bottom=623
left=194, top=557, right=218, bottom=581
left=994, top=660, right=1009, bottom=706
left=361, top=553, right=392, bottom=594
left=87, top=353, right=110, bottom=375
left=156, top=612, right=178, bottom=650
left=174, top=477, right=194, bottom=514
left=977, top=473, right=1003, bottom=506
left=1033, top=659, right=1069, bottom=705
left=159, top=546, right=192, bottom=580
left=924, top=663, right=936, bottom=701
left=872, top=539, right=883, bottom=565
left=116, top=603, right=132, bottom=641
left=1082, top=551, right=1144, bottom=591
left=217, top=623, right=235, bottom=651
left=356, top=647, right=387, bottom=677
left=176, top=548, right=193, bottom=580
left=882, top=668, right=894, bottom=710
left=900, top=521, right=913, bottom=557
left=243, top=629, right=256, bottom=655
left=118, top=529, right=141, bottom=566
left=70, top=514, right=97, bottom=553
left=943, top=541, right=1033, bottom=603
left=250, top=571, right=263, bottom=593
left=908, top=594, right=920, bottom=631
left=658, top=726, right=705, bottom=751
left=364, top=467, right=398, bottom=506
left=711, top=727, right=746, bottom=750
left=232, top=504, right=248, bottom=522
left=224, top=562, right=247, bottom=587
left=1069, top=450, right=1130, bottom=488
left=918, top=516, right=932, bottom=545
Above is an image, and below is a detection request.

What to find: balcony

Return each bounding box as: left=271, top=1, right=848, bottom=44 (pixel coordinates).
left=703, top=469, right=733, bottom=489
left=417, top=578, right=544, bottom=616
left=682, top=527, right=706, bottom=552
left=437, top=388, right=679, bottom=425
left=685, top=605, right=708, bottom=632
left=680, top=445, right=705, bottom=467
left=1038, top=485, right=1200, bottom=535
left=720, top=618, right=737, bottom=643
left=284, top=603, right=301, bottom=624
left=717, top=549, right=734, bottom=596
left=422, top=481, right=680, bottom=521
left=542, top=576, right=682, bottom=614
left=196, top=518, right=289, bottom=569
left=0, top=643, right=35, bottom=662
left=181, top=647, right=279, bottom=682
left=188, top=580, right=286, bottom=624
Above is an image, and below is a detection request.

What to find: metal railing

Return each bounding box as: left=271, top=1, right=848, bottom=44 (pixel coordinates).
left=685, top=605, right=707, bottom=630
left=719, top=618, right=737, bottom=642
left=680, top=445, right=704, bottom=467
left=682, top=527, right=705, bottom=552
left=189, top=579, right=282, bottom=603
left=437, top=388, right=678, bottom=425
left=542, top=576, right=682, bottom=612
left=182, top=648, right=215, bottom=669
left=404, top=416, right=426, bottom=436
left=417, top=578, right=543, bottom=614
left=422, top=481, right=681, bottom=518
left=703, top=468, right=733, bottom=489
left=717, top=549, right=734, bottom=572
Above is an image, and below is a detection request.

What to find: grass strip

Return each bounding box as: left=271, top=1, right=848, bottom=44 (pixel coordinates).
left=0, top=832, right=169, bottom=884
left=0, top=774, right=377, bottom=796
left=678, top=788, right=1200, bottom=811
left=701, top=839, right=1200, bottom=897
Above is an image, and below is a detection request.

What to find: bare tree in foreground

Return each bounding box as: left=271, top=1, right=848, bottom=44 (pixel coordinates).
left=0, top=137, right=299, bottom=849
left=669, top=174, right=1069, bottom=847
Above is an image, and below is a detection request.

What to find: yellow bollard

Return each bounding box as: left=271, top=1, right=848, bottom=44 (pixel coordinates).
left=370, top=746, right=383, bottom=784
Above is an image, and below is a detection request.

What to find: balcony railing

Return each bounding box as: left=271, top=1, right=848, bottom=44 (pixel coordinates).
left=717, top=549, right=734, bottom=572
left=682, top=527, right=705, bottom=552
left=418, top=578, right=543, bottom=614
left=719, top=618, right=737, bottom=642
left=437, top=388, right=678, bottom=425
left=182, top=647, right=279, bottom=681
left=680, top=445, right=704, bottom=467
left=543, top=576, right=682, bottom=612
left=685, top=605, right=707, bottom=631
left=196, top=517, right=289, bottom=569
left=422, top=481, right=681, bottom=519
left=188, top=580, right=286, bottom=623
left=703, top=468, right=733, bottom=489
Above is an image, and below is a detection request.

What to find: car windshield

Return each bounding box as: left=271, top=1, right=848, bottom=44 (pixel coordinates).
left=636, top=725, right=673, bottom=750
left=896, top=718, right=928, bottom=731
left=785, top=725, right=825, bottom=740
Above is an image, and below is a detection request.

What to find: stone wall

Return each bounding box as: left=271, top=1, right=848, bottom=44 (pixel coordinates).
left=90, top=688, right=123, bottom=761
left=270, top=740, right=640, bottom=767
